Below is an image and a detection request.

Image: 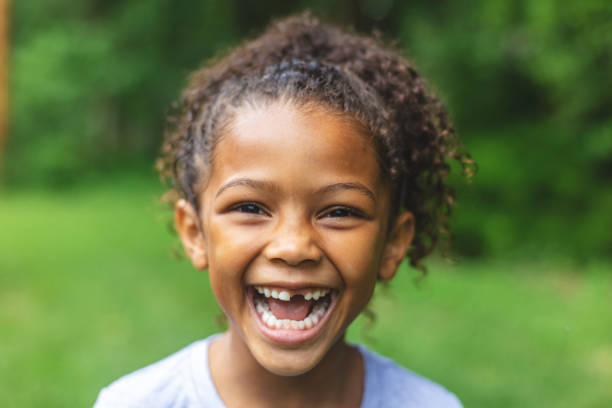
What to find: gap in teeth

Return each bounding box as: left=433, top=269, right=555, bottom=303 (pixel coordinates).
left=253, top=294, right=330, bottom=331
left=255, top=286, right=330, bottom=301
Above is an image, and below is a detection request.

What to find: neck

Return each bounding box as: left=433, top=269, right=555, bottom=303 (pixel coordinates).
left=209, top=329, right=364, bottom=408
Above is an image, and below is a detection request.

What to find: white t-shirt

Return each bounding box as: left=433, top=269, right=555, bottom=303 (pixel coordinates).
left=94, top=336, right=462, bottom=407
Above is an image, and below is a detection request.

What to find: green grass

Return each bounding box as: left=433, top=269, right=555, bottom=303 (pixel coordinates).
left=1, top=178, right=611, bottom=407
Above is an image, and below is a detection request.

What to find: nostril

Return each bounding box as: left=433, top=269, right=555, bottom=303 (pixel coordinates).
left=284, top=257, right=318, bottom=267
left=268, top=252, right=319, bottom=267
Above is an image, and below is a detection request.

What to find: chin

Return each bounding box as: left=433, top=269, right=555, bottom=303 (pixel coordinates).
left=253, top=348, right=324, bottom=377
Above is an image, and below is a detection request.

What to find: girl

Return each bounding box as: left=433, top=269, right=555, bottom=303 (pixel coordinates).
left=95, top=12, right=472, bottom=408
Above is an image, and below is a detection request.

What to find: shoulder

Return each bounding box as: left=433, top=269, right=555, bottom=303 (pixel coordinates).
left=94, top=338, right=217, bottom=408
left=359, top=346, right=462, bottom=408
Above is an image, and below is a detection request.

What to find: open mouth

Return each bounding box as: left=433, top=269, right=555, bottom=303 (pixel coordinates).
left=248, top=285, right=337, bottom=343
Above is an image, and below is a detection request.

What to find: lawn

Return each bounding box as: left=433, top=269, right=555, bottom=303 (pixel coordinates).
left=1, top=176, right=610, bottom=407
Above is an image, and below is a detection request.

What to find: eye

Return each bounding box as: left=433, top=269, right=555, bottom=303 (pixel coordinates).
left=322, top=206, right=361, bottom=218
left=232, top=202, right=267, bottom=215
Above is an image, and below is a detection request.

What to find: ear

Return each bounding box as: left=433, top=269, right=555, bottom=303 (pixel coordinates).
left=175, top=199, right=208, bottom=270
left=378, top=211, right=415, bottom=281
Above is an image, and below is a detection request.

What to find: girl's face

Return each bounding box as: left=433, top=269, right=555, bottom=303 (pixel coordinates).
left=176, top=101, right=413, bottom=375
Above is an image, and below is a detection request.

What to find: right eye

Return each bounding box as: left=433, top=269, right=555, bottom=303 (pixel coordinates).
left=231, top=203, right=267, bottom=215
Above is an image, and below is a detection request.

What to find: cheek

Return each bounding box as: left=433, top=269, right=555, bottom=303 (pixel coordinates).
left=205, top=221, right=262, bottom=306
left=325, top=225, right=386, bottom=287
left=208, top=220, right=258, bottom=269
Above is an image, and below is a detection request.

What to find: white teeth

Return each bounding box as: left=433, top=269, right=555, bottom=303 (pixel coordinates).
left=255, top=286, right=330, bottom=301
left=254, top=292, right=330, bottom=331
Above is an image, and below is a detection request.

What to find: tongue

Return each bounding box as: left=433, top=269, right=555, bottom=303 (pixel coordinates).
left=268, top=296, right=312, bottom=321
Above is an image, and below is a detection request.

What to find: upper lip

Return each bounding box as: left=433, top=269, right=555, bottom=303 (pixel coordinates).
left=247, top=281, right=337, bottom=290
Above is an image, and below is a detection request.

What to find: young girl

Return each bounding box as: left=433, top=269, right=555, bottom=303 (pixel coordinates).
left=95, top=13, right=471, bottom=408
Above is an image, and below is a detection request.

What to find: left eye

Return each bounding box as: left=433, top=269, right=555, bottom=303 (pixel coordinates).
left=233, top=203, right=266, bottom=215
left=323, top=207, right=358, bottom=218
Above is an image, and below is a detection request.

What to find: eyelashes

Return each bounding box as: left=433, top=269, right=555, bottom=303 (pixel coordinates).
left=232, top=202, right=268, bottom=215
left=229, top=202, right=363, bottom=219
left=320, top=207, right=362, bottom=219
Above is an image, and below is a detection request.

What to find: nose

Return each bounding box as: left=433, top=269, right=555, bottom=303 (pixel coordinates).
left=263, top=216, right=322, bottom=266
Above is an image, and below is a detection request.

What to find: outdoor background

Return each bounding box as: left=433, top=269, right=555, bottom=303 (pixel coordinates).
left=1, top=0, right=611, bottom=406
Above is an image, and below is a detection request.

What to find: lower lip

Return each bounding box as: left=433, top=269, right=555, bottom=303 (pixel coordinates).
left=247, top=288, right=338, bottom=345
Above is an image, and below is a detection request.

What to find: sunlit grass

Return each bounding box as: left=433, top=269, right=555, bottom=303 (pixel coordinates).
left=1, top=178, right=610, bottom=407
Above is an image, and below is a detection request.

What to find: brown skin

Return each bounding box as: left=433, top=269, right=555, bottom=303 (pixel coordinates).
left=175, top=101, right=414, bottom=407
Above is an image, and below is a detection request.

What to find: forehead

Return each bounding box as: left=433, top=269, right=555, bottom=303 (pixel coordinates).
left=206, top=101, right=385, bottom=195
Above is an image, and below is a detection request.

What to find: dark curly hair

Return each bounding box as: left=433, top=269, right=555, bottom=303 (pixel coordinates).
left=157, top=12, right=474, bottom=271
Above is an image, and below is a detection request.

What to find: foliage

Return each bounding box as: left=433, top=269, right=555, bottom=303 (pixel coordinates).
left=395, top=0, right=612, bottom=259
left=9, top=0, right=239, bottom=184
left=6, top=0, right=612, bottom=259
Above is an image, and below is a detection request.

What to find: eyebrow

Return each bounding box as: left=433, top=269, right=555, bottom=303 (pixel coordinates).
left=216, top=178, right=376, bottom=203
left=215, top=178, right=279, bottom=198
left=315, top=182, right=376, bottom=203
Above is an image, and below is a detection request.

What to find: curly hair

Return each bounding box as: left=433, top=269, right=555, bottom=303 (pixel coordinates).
left=157, top=12, right=474, bottom=271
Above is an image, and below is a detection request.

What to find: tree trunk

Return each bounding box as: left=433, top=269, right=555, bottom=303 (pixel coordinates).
left=0, top=0, right=8, bottom=167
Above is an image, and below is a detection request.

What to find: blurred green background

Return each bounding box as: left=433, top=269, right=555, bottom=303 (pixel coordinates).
left=1, top=0, right=611, bottom=407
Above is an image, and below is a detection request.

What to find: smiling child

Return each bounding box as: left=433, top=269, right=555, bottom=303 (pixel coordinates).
left=95, top=12, right=472, bottom=408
